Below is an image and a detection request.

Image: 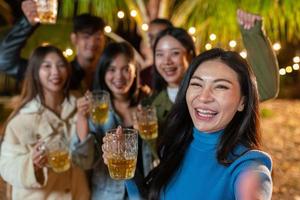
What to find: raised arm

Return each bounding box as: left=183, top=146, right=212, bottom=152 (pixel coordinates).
left=238, top=9, right=279, bottom=102
left=0, top=0, right=39, bottom=79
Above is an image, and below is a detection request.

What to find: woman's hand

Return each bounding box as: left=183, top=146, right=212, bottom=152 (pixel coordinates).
left=102, top=126, right=123, bottom=165
left=32, top=141, right=47, bottom=170
left=76, top=91, right=92, bottom=141
left=237, top=9, right=262, bottom=30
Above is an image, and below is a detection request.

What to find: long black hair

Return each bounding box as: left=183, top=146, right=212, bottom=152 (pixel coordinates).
left=147, top=48, right=261, bottom=199
left=93, top=42, right=146, bottom=106
left=152, top=27, right=196, bottom=92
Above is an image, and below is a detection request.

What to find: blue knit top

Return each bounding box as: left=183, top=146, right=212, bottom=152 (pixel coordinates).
left=161, top=127, right=272, bottom=200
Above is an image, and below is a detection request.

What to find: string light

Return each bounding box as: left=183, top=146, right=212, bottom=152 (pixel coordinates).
left=293, top=63, right=299, bottom=70
left=117, top=11, right=125, bottom=19
left=188, top=27, right=196, bottom=35
left=141, top=23, right=149, bottom=31
left=293, top=56, right=300, bottom=63
left=104, top=26, right=112, bottom=33
left=273, top=42, right=281, bottom=51
left=209, top=33, right=216, bottom=41
left=130, top=10, right=137, bottom=17
left=279, top=68, right=286, bottom=75
left=41, top=42, right=49, bottom=46
left=240, top=50, right=247, bottom=59
left=205, top=43, right=212, bottom=50
left=229, top=40, right=237, bottom=48
left=65, top=48, right=73, bottom=56
left=285, top=66, right=293, bottom=73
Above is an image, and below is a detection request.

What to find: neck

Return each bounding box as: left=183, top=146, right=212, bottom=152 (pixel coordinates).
left=168, top=83, right=179, bottom=88
left=77, top=55, right=98, bottom=71
left=43, top=92, right=65, bottom=115
left=113, top=95, right=130, bottom=106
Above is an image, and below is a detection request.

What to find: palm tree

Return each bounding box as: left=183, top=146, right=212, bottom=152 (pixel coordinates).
left=59, top=0, right=300, bottom=51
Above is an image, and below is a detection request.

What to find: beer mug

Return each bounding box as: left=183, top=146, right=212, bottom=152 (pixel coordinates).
left=44, top=136, right=71, bottom=173
left=90, top=90, right=110, bottom=124
left=105, top=128, right=138, bottom=180
left=36, top=0, right=58, bottom=24
left=133, top=105, right=158, bottom=140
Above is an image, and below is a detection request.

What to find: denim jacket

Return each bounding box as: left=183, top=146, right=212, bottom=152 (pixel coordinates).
left=70, top=107, right=153, bottom=200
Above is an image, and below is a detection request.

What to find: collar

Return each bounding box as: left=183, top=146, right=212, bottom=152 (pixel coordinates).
left=19, top=95, right=77, bottom=120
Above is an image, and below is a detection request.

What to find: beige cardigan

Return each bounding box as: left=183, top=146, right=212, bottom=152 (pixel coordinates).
left=0, top=96, right=90, bottom=200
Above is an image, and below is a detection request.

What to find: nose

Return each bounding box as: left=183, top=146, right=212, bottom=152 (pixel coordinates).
left=198, top=86, right=213, bottom=103
left=163, top=53, right=172, bottom=65
left=51, top=65, right=59, bottom=75
left=115, top=69, right=123, bottom=79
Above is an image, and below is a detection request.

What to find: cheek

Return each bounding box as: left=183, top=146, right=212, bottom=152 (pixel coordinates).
left=155, top=57, right=163, bottom=67
left=38, top=69, right=46, bottom=81
left=219, top=96, right=241, bottom=118
left=185, top=88, right=194, bottom=107
left=178, top=56, right=189, bottom=69
left=104, top=72, right=112, bottom=84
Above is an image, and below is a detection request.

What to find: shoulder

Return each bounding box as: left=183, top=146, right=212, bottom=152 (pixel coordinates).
left=4, top=111, right=38, bottom=144
left=229, top=149, right=272, bottom=190
left=234, top=150, right=272, bottom=170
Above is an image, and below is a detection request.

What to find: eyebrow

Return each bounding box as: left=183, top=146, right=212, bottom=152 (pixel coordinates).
left=156, top=47, right=184, bottom=51
left=190, top=76, right=233, bottom=84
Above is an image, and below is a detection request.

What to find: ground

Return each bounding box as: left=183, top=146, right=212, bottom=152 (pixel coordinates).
left=0, top=99, right=300, bottom=199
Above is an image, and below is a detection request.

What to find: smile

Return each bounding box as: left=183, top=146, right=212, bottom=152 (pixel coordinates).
left=195, top=108, right=217, bottom=120
left=162, top=67, right=177, bottom=75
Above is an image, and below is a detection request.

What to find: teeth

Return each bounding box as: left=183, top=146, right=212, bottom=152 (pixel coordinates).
left=195, top=109, right=216, bottom=114
left=163, top=67, right=176, bottom=72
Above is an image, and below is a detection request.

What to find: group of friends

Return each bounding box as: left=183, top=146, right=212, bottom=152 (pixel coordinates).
left=0, top=0, right=279, bottom=199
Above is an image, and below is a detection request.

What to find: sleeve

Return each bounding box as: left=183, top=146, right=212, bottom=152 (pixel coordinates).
left=125, top=179, right=143, bottom=200
left=70, top=131, right=96, bottom=170
left=0, top=16, right=37, bottom=79
left=240, top=20, right=279, bottom=102
left=0, top=123, right=48, bottom=189
left=233, top=161, right=273, bottom=200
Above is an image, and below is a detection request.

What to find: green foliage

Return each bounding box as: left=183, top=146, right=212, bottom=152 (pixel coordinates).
left=1, top=0, right=299, bottom=54
left=57, top=0, right=300, bottom=49
left=260, top=108, right=274, bottom=118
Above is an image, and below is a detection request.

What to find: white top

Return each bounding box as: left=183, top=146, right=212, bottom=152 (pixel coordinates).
left=167, top=87, right=179, bottom=103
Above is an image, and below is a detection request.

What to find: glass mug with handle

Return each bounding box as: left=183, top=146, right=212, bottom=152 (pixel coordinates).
left=43, top=135, right=71, bottom=173
left=89, top=90, right=110, bottom=124
left=133, top=105, right=158, bottom=140
left=36, top=0, right=58, bottom=24
left=104, top=127, right=138, bottom=180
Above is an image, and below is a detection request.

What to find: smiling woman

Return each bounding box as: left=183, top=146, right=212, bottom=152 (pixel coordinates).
left=71, top=42, right=151, bottom=200
left=0, top=45, right=90, bottom=200
left=145, top=48, right=272, bottom=200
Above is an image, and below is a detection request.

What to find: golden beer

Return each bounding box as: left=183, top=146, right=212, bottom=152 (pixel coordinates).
left=138, top=121, right=158, bottom=140
left=107, top=156, right=137, bottom=180
left=36, top=0, right=58, bottom=24
left=91, top=103, right=109, bottom=124
left=38, top=11, right=57, bottom=24
left=48, top=150, right=71, bottom=173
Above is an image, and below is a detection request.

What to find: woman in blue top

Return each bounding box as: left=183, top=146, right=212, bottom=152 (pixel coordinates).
left=107, top=48, right=272, bottom=199
left=72, top=42, right=151, bottom=200
left=145, top=48, right=273, bottom=199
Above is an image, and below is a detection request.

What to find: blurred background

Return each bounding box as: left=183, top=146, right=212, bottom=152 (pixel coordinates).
left=0, top=1, right=299, bottom=200
left=1, top=0, right=300, bottom=99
